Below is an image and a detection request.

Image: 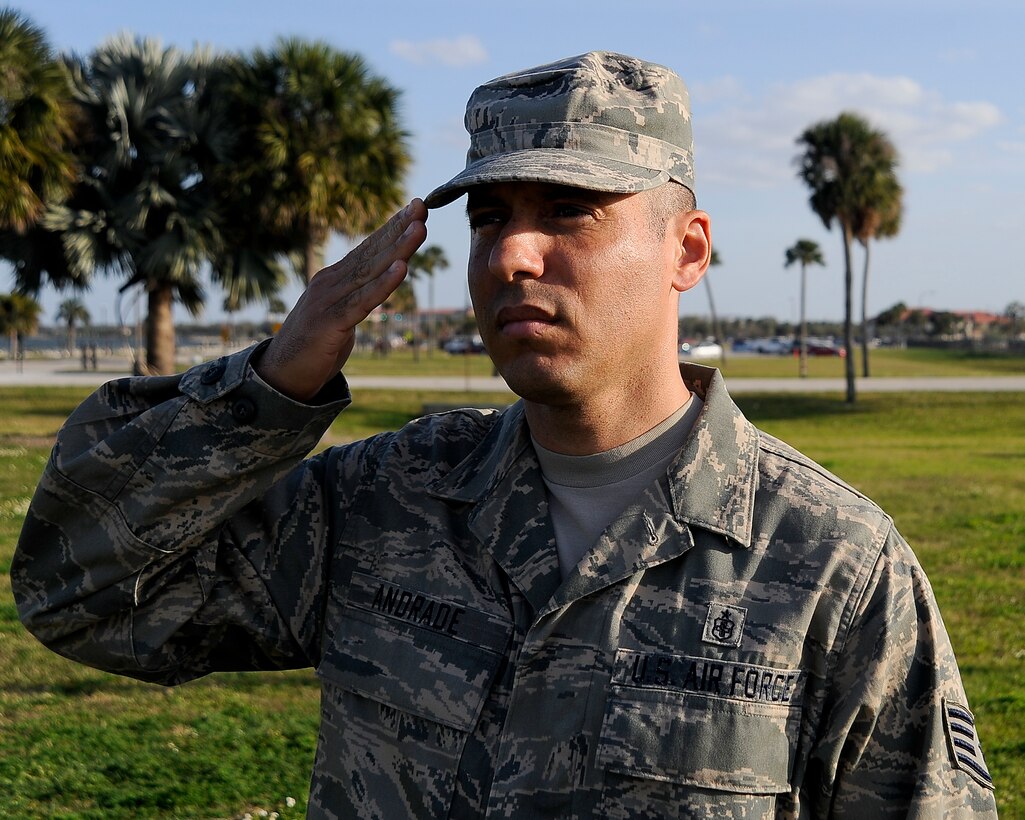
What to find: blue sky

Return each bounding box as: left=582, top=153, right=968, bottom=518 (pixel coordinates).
left=9, top=0, right=1025, bottom=328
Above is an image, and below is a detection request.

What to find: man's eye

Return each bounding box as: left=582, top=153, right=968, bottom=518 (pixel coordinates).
left=467, top=211, right=503, bottom=230
left=552, top=203, right=591, bottom=219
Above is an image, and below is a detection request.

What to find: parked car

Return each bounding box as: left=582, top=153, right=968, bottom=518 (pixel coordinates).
left=732, top=337, right=792, bottom=355
left=679, top=339, right=724, bottom=361
left=443, top=335, right=487, bottom=355
left=754, top=337, right=793, bottom=355
left=801, top=338, right=846, bottom=357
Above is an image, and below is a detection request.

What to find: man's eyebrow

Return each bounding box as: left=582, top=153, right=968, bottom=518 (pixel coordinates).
left=466, top=185, right=615, bottom=213
left=465, top=192, right=501, bottom=212
left=547, top=184, right=602, bottom=198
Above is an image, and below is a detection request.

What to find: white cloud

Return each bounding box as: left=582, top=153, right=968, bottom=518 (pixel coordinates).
left=691, top=72, right=1003, bottom=188
left=389, top=35, right=488, bottom=68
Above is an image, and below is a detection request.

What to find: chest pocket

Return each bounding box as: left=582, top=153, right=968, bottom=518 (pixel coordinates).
left=597, top=649, right=801, bottom=817
left=313, top=572, right=512, bottom=818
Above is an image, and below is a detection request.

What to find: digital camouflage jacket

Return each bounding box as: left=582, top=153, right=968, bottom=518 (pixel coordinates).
left=13, top=346, right=998, bottom=818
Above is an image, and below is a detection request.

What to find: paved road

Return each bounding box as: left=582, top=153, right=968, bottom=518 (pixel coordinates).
left=3, top=356, right=1025, bottom=393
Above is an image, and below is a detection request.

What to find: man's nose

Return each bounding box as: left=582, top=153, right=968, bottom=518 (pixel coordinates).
left=488, top=223, right=545, bottom=282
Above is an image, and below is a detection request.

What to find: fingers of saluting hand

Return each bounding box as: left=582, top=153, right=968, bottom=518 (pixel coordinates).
left=310, top=199, right=428, bottom=325
left=254, top=200, right=428, bottom=401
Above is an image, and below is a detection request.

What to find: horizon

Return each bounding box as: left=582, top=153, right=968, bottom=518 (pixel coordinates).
left=24, top=302, right=1007, bottom=336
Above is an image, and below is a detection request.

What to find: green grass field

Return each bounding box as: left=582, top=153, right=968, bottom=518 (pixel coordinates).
left=342, top=345, right=1025, bottom=380
left=1, top=356, right=1023, bottom=817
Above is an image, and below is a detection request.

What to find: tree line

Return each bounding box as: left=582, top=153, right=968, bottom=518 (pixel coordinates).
left=0, top=7, right=453, bottom=373
left=8, top=8, right=1016, bottom=402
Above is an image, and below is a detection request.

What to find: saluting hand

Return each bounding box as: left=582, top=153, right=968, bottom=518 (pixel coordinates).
left=255, top=199, right=429, bottom=402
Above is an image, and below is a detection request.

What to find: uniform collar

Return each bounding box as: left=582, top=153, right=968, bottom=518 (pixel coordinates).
left=427, top=400, right=533, bottom=505
left=670, top=363, right=759, bottom=549
left=428, top=402, right=563, bottom=614
left=429, top=363, right=759, bottom=551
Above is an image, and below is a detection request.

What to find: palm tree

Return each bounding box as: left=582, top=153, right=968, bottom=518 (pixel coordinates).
left=0, top=291, right=41, bottom=368
left=385, top=280, right=417, bottom=336
left=205, top=54, right=291, bottom=312
left=42, top=35, right=232, bottom=374
left=796, top=111, right=898, bottom=402
left=56, top=297, right=90, bottom=355
left=705, top=248, right=726, bottom=365
left=245, top=39, right=411, bottom=283
left=373, top=281, right=416, bottom=357
left=267, top=296, right=288, bottom=315
left=0, top=9, right=77, bottom=234
left=0, top=9, right=84, bottom=295
left=854, top=168, right=903, bottom=377
left=784, top=239, right=826, bottom=378
left=408, top=245, right=449, bottom=358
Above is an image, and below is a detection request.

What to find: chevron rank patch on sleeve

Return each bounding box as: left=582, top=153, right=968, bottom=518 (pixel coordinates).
left=943, top=698, right=994, bottom=790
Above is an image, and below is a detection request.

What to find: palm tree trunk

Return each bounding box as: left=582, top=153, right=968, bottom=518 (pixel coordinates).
left=146, top=282, right=176, bottom=375
left=799, top=263, right=808, bottom=378
left=304, top=234, right=323, bottom=284
left=842, top=227, right=857, bottom=403
left=427, top=274, right=435, bottom=359
left=860, top=241, right=871, bottom=378
left=412, top=304, right=420, bottom=363
left=704, top=277, right=727, bottom=366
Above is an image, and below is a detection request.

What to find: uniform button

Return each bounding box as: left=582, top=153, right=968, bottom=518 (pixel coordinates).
left=200, top=361, right=226, bottom=384
left=231, top=398, right=257, bottom=424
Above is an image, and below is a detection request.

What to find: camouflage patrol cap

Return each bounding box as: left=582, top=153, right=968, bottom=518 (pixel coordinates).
left=423, top=51, right=695, bottom=208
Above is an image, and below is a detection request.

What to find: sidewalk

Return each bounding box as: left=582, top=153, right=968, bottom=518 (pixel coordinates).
left=0, top=357, right=134, bottom=387
left=3, top=356, right=1025, bottom=393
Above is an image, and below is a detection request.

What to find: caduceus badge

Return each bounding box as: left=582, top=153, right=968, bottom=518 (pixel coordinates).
left=702, top=602, right=747, bottom=648
left=710, top=608, right=736, bottom=643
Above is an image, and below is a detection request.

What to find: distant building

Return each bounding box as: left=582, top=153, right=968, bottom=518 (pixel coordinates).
left=892, top=307, right=1011, bottom=342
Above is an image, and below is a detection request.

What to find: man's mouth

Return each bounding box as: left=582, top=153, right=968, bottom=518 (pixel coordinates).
left=495, top=305, right=558, bottom=338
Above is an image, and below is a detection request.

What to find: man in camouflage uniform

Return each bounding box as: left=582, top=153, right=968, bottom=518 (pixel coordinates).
left=13, top=52, right=997, bottom=818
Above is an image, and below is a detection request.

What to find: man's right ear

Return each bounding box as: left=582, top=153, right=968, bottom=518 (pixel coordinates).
left=671, top=210, right=712, bottom=294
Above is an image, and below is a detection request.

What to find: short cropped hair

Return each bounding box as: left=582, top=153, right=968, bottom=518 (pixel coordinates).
left=647, top=181, right=697, bottom=237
